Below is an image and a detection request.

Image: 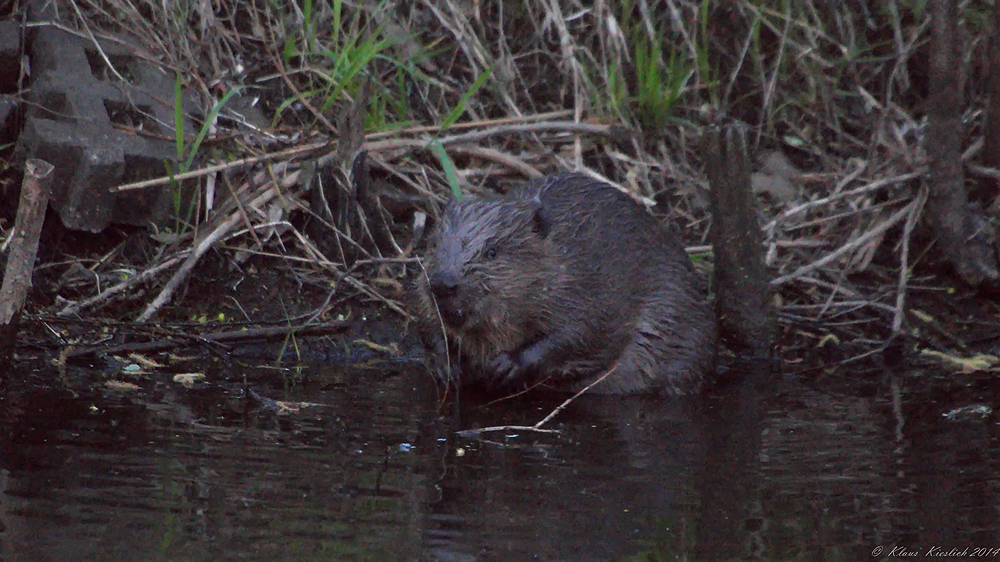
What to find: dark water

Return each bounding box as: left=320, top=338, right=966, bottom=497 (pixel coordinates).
left=1, top=359, right=998, bottom=561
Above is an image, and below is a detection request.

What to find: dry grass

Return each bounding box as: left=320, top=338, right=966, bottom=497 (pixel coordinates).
left=37, top=0, right=1000, bottom=364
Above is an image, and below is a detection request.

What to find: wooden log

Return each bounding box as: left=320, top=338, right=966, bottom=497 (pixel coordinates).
left=0, top=159, right=55, bottom=374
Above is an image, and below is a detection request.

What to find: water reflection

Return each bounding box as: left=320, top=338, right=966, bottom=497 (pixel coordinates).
left=423, top=366, right=771, bottom=561
left=0, top=362, right=997, bottom=561
left=0, top=368, right=433, bottom=561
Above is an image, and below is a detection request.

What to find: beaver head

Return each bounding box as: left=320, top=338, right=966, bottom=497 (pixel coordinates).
left=419, top=194, right=559, bottom=358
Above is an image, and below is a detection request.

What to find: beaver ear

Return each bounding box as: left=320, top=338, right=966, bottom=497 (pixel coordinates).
left=528, top=195, right=551, bottom=239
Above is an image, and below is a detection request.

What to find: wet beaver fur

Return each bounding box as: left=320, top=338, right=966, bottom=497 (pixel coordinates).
left=414, top=172, right=718, bottom=394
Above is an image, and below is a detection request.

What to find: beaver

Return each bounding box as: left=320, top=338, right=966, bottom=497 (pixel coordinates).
left=413, top=172, right=718, bottom=395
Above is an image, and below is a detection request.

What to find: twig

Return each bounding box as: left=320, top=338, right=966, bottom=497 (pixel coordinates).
left=136, top=182, right=290, bottom=322
left=283, top=223, right=412, bottom=319
left=893, top=184, right=928, bottom=332
left=763, top=170, right=921, bottom=232
left=268, top=50, right=338, bottom=135
left=771, top=198, right=917, bottom=286
left=790, top=276, right=899, bottom=315
left=448, top=145, right=544, bottom=179
left=455, top=425, right=561, bottom=438
left=114, top=120, right=624, bottom=194
left=966, top=162, right=1000, bottom=181
left=57, top=254, right=187, bottom=317
left=66, top=2, right=126, bottom=82
left=456, top=365, right=617, bottom=438
left=370, top=120, right=626, bottom=151
left=364, top=110, right=574, bottom=140
left=65, top=321, right=349, bottom=358
left=113, top=140, right=331, bottom=192
left=137, top=218, right=243, bottom=323
left=532, top=366, right=617, bottom=429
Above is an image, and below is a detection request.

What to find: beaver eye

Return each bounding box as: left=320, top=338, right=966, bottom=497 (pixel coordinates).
left=484, top=247, right=498, bottom=260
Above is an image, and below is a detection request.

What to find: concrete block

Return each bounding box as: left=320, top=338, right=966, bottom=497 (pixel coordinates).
left=0, top=95, right=17, bottom=145
left=17, top=22, right=196, bottom=231
left=0, top=21, right=20, bottom=93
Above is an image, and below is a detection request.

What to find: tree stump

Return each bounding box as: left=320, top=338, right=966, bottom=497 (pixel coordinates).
left=927, top=0, right=999, bottom=286
left=703, top=124, right=774, bottom=356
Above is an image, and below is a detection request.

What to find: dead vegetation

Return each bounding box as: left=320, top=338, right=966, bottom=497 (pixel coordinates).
left=9, top=0, right=1000, bottom=371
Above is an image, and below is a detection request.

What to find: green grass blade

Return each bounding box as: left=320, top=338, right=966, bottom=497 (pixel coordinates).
left=332, top=0, right=341, bottom=46
left=441, top=66, right=492, bottom=129
left=174, top=74, right=184, bottom=160
left=429, top=140, right=462, bottom=199
left=303, top=0, right=313, bottom=51
left=185, top=86, right=243, bottom=171
left=283, top=34, right=296, bottom=62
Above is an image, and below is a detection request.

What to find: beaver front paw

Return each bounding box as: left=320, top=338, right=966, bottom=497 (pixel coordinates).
left=422, top=333, right=461, bottom=387
left=486, top=344, right=548, bottom=388
left=486, top=351, right=523, bottom=388
left=430, top=352, right=460, bottom=387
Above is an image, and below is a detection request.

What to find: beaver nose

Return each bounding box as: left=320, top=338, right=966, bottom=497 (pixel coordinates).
left=428, top=271, right=466, bottom=327
left=429, top=270, right=461, bottom=299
